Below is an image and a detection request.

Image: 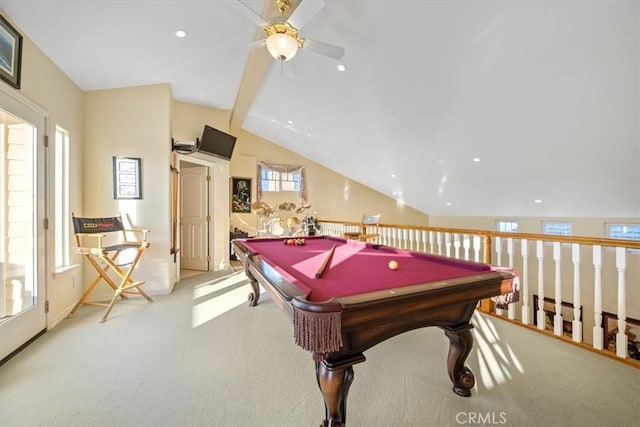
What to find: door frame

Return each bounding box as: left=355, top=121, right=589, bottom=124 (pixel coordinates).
left=176, top=153, right=216, bottom=279
left=0, top=85, right=48, bottom=362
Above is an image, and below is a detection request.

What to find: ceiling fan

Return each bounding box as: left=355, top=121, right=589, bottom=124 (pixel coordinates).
left=236, top=0, right=345, bottom=62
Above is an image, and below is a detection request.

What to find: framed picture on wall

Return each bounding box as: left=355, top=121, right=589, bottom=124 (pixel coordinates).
left=113, top=156, right=142, bottom=199
left=0, top=14, right=23, bottom=89
left=231, top=177, right=251, bottom=213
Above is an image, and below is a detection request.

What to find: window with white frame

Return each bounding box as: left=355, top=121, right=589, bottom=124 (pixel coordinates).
left=496, top=220, right=519, bottom=233
left=260, top=167, right=300, bottom=192
left=543, top=221, right=573, bottom=236
left=54, top=126, right=70, bottom=270
left=256, top=162, right=307, bottom=203
left=606, top=223, right=640, bottom=241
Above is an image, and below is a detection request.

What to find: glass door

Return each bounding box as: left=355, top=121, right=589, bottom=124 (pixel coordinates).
left=0, top=89, right=46, bottom=362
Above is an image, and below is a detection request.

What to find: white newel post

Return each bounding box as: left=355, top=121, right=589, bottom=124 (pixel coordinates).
left=615, top=247, right=628, bottom=359
left=572, top=244, right=582, bottom=343
left=592, top=245, right=603, bottom=350
left=521, top=239, right=530, bottom=324
left=537, top=240, right=546, bottom=330
left=507, top=238, right=516, bottom=320
left=553, top=242, right=563, bottom=336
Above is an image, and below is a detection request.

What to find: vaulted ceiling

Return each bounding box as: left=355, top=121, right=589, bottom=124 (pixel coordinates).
left=1, top=0, right=638, bottom=217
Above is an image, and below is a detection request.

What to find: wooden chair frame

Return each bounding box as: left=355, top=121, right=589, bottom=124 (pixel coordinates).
left=343, top=213, right=381, bottom=242
left=68, top=213, right=153, bottom=322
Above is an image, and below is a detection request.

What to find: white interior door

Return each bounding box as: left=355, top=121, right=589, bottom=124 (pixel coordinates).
left=180, top=164, right=209, bottom=271
left=0, top=89, right=47, bottom=361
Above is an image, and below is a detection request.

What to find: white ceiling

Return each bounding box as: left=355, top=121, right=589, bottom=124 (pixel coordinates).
left=1, top=0, right=638, bottom=218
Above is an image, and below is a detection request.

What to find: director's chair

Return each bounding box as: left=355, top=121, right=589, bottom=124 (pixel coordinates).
left=343, top=213, right=381, bottom=242
left=68, top=213, right=153, bottom=322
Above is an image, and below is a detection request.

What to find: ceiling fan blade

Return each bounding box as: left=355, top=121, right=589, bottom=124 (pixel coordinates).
left=277, top=59, right=297, bottom=79
left=288, top=0, right=326, bottom=29
left=304, top=38, right=345, bottom=60
left=233, top=0, right=269, bottom=27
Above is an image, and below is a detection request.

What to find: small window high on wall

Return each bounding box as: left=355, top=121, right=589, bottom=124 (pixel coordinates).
left=256, top=162, right=307, bottom=202
left=606, top=223, right=640, bottom=241
left=496, top=220, right=519, bottom=233
left=542, top=221, right=573, bottom=236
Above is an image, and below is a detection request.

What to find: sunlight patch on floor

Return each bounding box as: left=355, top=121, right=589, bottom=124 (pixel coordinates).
left=193, top=272, right=247, bottom=299
left=473, top=311, right=524, bottom=390
left=192, top=272, right=252, bottom=328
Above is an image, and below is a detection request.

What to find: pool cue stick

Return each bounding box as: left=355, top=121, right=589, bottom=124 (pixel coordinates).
left=315, top=244, right=337, bottom=278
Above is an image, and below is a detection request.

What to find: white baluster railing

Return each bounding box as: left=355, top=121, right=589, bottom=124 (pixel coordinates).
left=318, top=219, right=639, bottom=364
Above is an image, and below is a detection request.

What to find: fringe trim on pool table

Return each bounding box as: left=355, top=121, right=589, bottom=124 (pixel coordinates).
left=293, top=306, right=342, bottom=355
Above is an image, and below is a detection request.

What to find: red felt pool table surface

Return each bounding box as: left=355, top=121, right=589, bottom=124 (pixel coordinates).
left=238, top=236, right=492, bottom=302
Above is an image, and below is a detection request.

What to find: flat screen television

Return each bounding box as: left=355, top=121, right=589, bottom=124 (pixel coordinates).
left=198, top=125, right=237, bottom=160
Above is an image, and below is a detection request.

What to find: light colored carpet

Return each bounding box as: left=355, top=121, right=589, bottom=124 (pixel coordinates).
left=0, top=269, right=638, bottom=427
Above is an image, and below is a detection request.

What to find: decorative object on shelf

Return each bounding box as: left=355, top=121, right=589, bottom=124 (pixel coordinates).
left=0, top=14, right=23, bottom=89
left=171, top=137, right=199, bottom=154
left=112, top=156, right=142, bottom=200
left=231, top=177, right=252, bottom=213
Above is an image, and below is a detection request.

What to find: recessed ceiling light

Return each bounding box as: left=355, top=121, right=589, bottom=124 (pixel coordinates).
left=534, top=199, right=543, bottom=204
left=337, top=64, right=346, bottom=72
left=472, top=157, right=481, bottom=163
left=175, top=30, right=187, bottom=38
left=446, top=202, right=452, bottom=206
left=287, top=120, right=293, bottom=125
left=390, top=173, right=396, bottom=178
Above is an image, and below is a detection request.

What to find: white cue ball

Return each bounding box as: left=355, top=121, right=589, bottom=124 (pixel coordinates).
left=388, top=260, right=398, bottom=270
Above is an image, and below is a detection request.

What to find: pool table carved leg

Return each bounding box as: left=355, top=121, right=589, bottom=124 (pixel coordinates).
left=443, top=325, right=476, bottom=397
left=246, top=276, right=260, bottom=307
left=315, top=355, right=364, bottom=427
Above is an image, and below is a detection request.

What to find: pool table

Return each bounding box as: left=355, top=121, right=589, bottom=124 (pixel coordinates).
left=231, top=235, right=517, bottom=427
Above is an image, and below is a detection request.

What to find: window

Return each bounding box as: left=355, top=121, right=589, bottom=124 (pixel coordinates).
left=496, top=220, right=519, bottom=233
left=543, top=221, right=573, bottom=236
left=256, top=162, right=307, bottom=203
left=260, top=167, right=300, bottom=192
left=54, top=126, right=70, bottom=270
left=606, top=223, right=640, bottom=241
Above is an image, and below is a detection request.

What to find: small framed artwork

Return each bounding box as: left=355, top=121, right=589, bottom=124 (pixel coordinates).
left=113, top=156, right=142, bottom=199
left=231, top=177, right=251, bottom=213
left=0, top=14, right=23, bottom=89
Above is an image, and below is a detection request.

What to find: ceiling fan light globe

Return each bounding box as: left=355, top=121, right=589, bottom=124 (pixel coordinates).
left=266, top=33, right=298, bottom=62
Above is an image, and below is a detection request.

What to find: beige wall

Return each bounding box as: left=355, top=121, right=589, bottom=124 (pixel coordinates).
left=9, top=22, right=85, bottom=327
left=428, top=216, right=639, bottom=238
left=84, top=84, right=174, bottom=295
left=230, top=129, right=430, bottom=236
